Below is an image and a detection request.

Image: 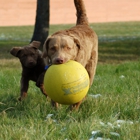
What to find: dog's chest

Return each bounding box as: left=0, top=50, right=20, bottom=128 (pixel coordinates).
left=22, top=66, right=44, bottom=82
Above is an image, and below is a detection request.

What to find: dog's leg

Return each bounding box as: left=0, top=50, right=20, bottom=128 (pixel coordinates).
left=36, top=72, right=48, bottom=97
left=71, top=101, right=83, bottom=110
left=85, top=50, right=98, bottom=86
left=67, top=101, right=82, bottom=111
left=18, top=77, right=29, bottom=101
left=67, top=97, right=86, bottom=111
left=39, top=84, right=48, bottom=97
left=51, top=100, right=59, bottom=109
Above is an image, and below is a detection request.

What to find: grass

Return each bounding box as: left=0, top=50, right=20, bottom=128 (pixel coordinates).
left=0, top=21, right=140, bottom=140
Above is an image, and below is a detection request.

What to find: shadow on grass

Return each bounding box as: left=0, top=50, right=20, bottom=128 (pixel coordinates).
left=98, top=38, right=140, bottom=63
left=0, top=38, right=140, bottom=63
left=0, top=40, right=28, bottom=59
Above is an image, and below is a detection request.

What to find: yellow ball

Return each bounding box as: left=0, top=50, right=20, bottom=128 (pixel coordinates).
left=44, top=60, right=89, bottom=105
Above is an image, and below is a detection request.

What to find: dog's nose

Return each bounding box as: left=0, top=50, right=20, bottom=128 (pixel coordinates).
left=28, top=60, right=35, bottom=67
left=55, top=58, right=64, bottom=64
left=29, top=61, right=34, bottom=65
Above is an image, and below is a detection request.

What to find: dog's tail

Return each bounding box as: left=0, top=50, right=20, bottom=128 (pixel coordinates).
left=74, top=0, right=88, bottom=25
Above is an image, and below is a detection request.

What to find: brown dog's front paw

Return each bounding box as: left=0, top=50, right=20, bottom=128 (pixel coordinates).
left=67, top=100, right=83, bottom=111
left=18, top=92, right=27, bottom=101
left=18, top=96, right=25, bottom=101
left=18, top=97, right=22, bottom=101
left=51, top=100, right=59, bottom=109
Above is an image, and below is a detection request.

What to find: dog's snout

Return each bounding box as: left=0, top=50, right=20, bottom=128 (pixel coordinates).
left=26, top=59, right=36, bottom=68
left=55, top=58, right=64, bottom=64
left=29, top=60, right=34, bottom=65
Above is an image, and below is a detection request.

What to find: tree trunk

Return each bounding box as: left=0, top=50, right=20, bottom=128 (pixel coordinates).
left=31, top=0, right=50, bottom=49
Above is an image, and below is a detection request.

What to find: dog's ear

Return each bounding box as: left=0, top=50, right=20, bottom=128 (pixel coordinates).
left=10, top=47, right=22, bottom=57
left=30, top=41, right=41, bottom=49
left=73, top=38, right=81, bottom=49
left=42, top=37, right=52, bottom=64
left=42, top=37, right=51, bottom=58
left=73, top=38, right=85, bottom=62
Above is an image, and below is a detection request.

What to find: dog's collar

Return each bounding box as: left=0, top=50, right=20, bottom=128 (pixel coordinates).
left=45, top=65, right=51, bottom=70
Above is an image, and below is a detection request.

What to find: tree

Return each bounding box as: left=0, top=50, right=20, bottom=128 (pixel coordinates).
left=31, top=0, right=50, bottom=49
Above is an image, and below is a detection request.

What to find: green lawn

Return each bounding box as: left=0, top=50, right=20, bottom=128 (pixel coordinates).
left=0, top=22, right=140, bottom=140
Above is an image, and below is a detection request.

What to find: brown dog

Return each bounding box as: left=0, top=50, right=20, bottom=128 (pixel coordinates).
left=43, top=0, right=98, bottom=110
left=10, top=41, right=47, bottom=101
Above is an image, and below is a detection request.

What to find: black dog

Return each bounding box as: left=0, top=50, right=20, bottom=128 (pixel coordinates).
left=10, top=41, right=47, bottom=100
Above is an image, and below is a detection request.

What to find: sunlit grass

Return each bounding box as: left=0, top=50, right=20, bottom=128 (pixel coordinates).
left=0, top=61, right=140, bottom=140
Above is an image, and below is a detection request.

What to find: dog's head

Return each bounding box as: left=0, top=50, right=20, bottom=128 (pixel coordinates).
left=42, top=35, right=81, bottom=64
left=10, top=41, right=41, bottom=68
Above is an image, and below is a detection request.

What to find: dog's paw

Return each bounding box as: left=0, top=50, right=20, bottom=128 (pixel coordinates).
left=18, top=97, right=22, bottom=101
left=18, top=92, right=27, bottom=101
left=51, top=100, right=59, bottom=109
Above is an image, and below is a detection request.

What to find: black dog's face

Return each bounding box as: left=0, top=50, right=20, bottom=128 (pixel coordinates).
left=10, top=41, right=41, bottom=68
left=18, top=47, right=38, bottom=68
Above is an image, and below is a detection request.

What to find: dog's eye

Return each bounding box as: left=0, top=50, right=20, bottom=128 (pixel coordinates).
left=67, top=46, right=71, bottom=50
left=50, top=47, right=56, bottom=51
